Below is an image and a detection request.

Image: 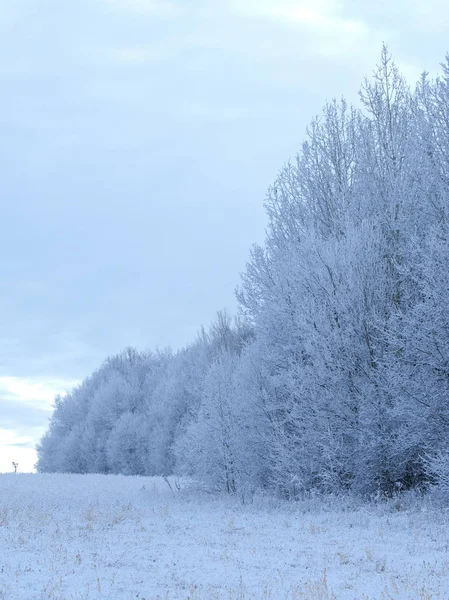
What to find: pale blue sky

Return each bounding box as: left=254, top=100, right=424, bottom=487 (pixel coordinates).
left=1, top=0, right=448, bottom=471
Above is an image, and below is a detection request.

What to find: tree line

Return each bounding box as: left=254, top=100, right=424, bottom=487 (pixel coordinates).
left=37, top=47, right=449, bottom=498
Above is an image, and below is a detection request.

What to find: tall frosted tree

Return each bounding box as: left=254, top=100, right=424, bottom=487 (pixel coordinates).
left=236, top=46, right=448, bottom=496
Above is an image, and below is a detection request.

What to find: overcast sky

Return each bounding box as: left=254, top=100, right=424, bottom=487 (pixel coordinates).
left=1, top=0, right=448, bottom=472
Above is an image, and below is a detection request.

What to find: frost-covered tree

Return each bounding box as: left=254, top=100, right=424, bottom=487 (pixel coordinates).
left=37, top=314, right=253, bottom=481
left=106, top=412, right=152, bottom=475
left=37, top=350, right=166, bottom=474
left=172, top=312, right=254, bottom=493
left=236, top=46, right=449, bottom=496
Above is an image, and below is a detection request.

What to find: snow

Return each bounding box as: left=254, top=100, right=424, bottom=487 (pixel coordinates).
left=1, top=474, right=449, bottom=599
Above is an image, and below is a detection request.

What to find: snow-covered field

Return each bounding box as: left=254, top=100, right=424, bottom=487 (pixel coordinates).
left=1, top=475, right=449, bottom=599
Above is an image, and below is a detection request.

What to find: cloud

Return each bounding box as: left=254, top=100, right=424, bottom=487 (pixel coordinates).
left=227, top=0, right=386, bottom=61
left=93, top=44, right=184, bottom=68
left=4, top=439, right=36, bottom=449
left=0, top=376, right=78, bottom=472
left=231, top=0, right=366, bottom=34
left=0, top=376, right=78, bottom=430
left=0, top=398, right=51, bottom=430
left=99, top=0, right=182, bottom=17
left=0, top=376, right=77, bottom=404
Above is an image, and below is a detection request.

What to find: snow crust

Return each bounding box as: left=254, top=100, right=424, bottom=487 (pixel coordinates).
left=1, top=474, right=449, bottom=599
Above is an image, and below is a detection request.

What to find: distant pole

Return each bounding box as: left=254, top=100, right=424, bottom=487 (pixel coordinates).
left=12, top=462, right=18, bottom=473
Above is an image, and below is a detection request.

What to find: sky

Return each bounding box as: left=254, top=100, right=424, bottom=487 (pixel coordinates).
left=1, top=0, right=448, bottom=473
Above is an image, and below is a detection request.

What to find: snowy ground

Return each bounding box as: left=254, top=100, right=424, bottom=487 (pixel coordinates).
left=1, top=475, right=449, bottom=599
